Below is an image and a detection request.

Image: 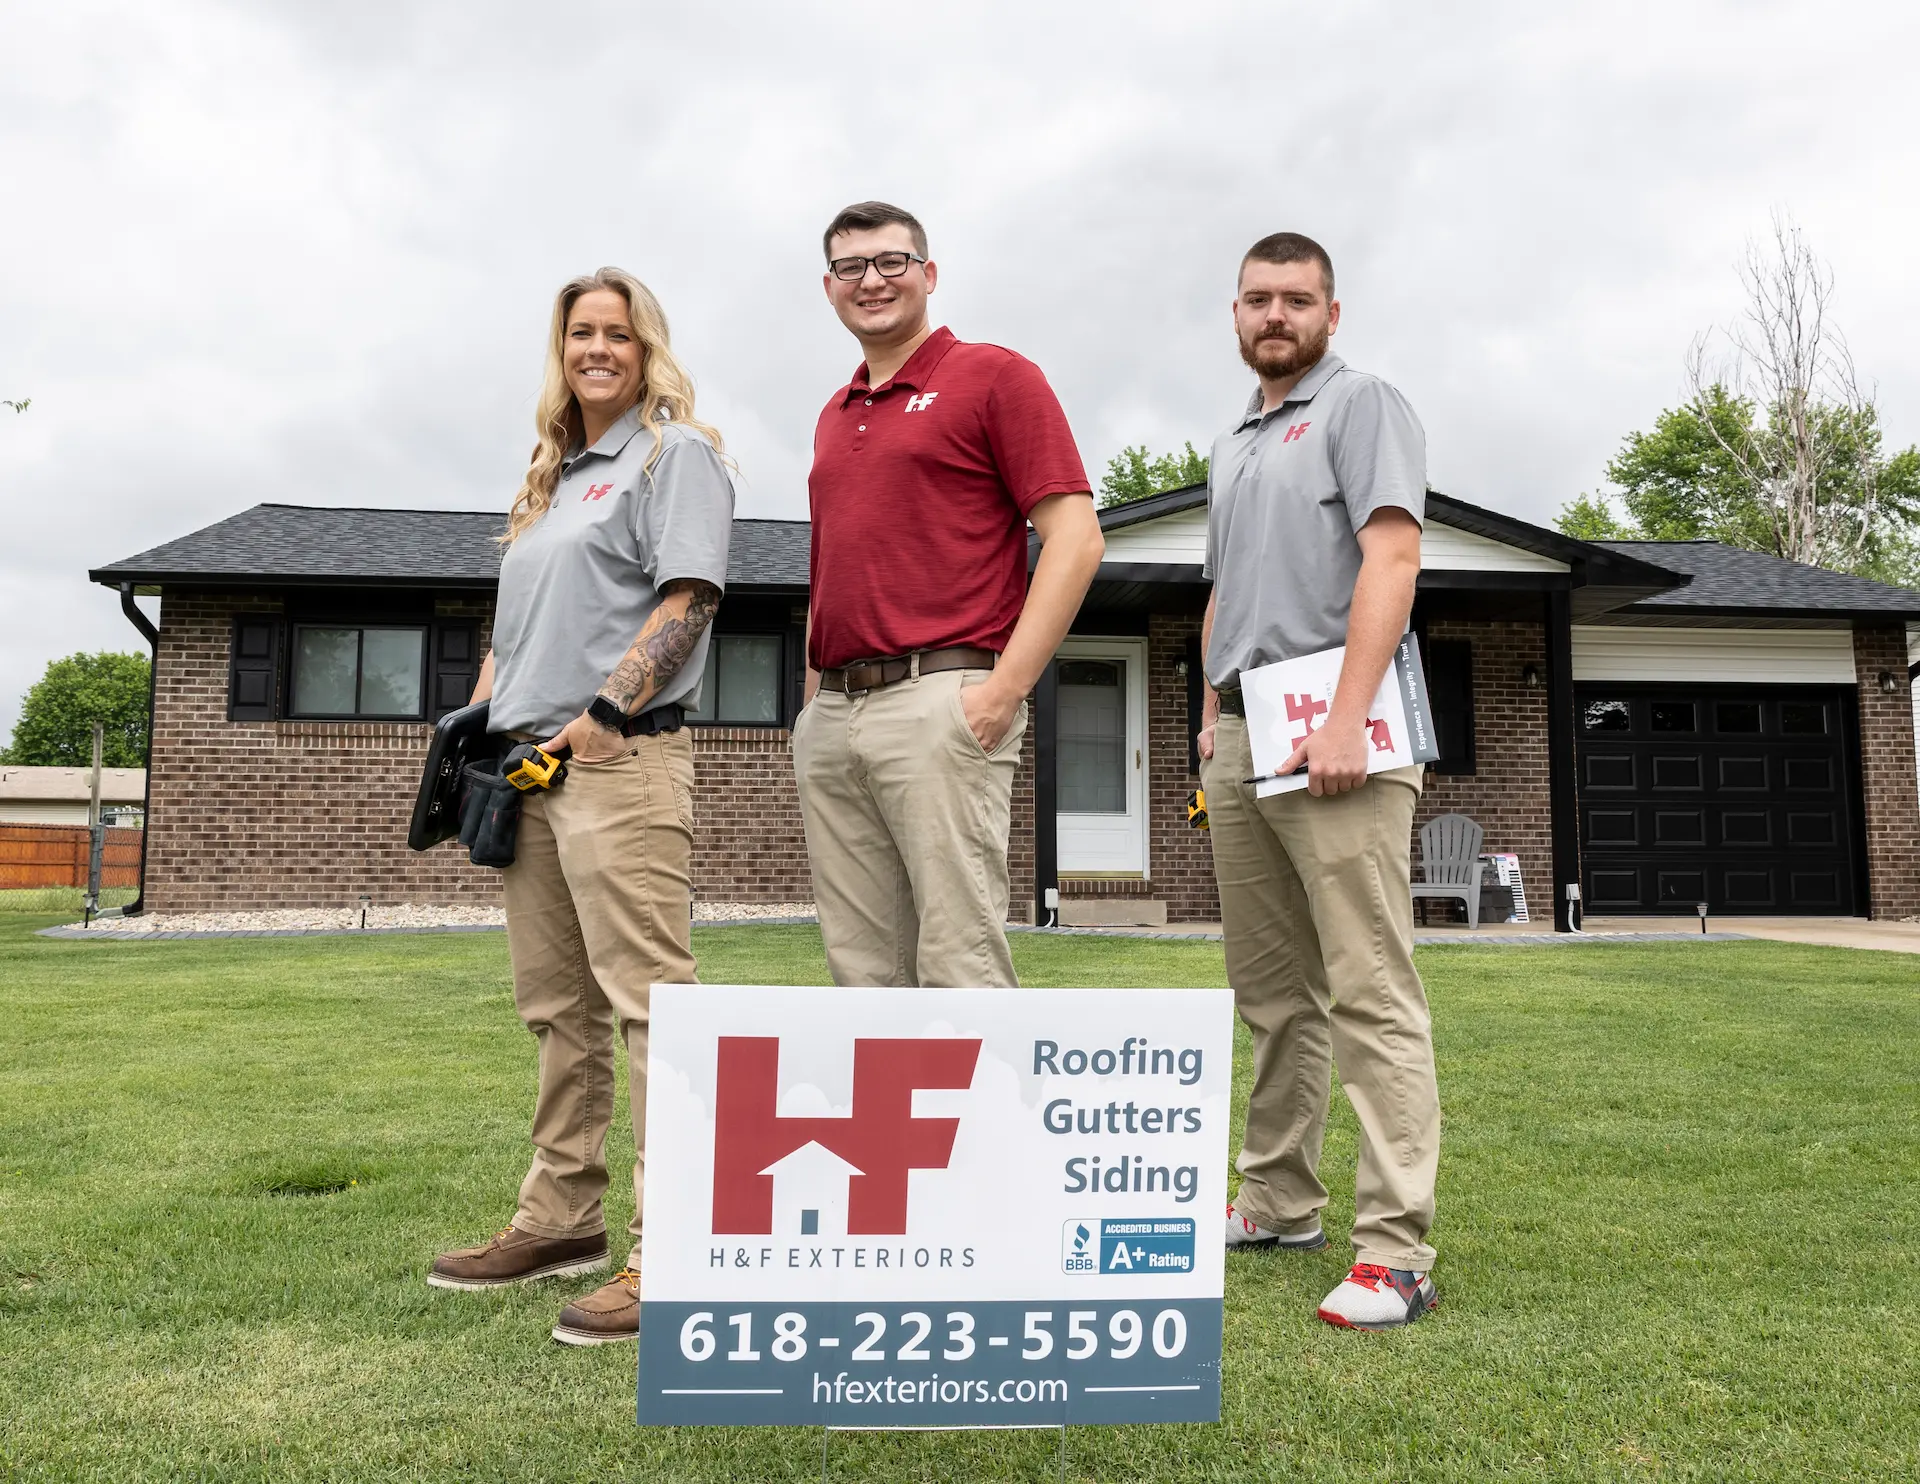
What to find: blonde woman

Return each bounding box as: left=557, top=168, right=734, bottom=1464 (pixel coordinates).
left=427, top=269, right=733, bottom=1347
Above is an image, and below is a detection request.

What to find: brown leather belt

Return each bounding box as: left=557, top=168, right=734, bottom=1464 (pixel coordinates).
left=818, top=646, right=998, bottom=696
left=1215, top=686, right=1245, bottom=718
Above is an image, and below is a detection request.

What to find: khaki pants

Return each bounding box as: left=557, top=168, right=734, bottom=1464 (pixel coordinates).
left=501, top=729, right=697, bottom=1257
left=1200, top=717, right=1439, bottom=1271
left=793, top=668, right=1026, bottom=988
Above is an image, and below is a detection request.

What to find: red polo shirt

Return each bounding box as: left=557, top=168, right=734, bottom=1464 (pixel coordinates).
left=807, top=326, right=1090, bottom=670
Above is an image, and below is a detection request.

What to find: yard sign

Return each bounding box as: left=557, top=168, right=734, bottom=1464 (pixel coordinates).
left=637, top=984, right=1233, bottom=1428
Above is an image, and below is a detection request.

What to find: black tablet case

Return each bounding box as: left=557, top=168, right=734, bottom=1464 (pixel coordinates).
left=407, top=700, right=499, bottom=852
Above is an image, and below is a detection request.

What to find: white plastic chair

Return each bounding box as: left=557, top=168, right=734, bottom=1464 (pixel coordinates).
left=1411, top=813, right=1486, bottom=928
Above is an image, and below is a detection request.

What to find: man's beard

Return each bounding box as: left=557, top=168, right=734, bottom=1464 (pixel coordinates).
left=1239, top=320, right=1329, bottom=379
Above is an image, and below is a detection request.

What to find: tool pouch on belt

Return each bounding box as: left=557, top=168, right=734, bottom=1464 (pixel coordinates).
left=457, top=762, right=523, bottom=869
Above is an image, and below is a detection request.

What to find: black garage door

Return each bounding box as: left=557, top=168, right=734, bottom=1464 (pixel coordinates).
left=1575, top=683, right=1864, bottom=915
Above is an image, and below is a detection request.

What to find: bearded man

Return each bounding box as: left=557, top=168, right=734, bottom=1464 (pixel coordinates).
left=1195, top=232, right=1442, bottom=1331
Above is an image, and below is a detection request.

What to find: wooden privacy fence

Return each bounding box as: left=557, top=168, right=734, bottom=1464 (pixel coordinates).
left=0, top=824, right=143, bottom=889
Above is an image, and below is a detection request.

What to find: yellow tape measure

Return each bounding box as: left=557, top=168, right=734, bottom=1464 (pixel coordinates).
left=503, top=744, right=568, bottom=791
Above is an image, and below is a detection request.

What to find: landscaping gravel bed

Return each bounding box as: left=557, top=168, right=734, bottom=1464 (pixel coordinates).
left=51, top=901, right=818, bottom=937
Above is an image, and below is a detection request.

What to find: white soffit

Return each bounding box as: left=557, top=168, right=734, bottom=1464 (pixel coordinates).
left=1100, top=507, right=1568, bottom=573
left=1572, top=626, right=1857, bottom=684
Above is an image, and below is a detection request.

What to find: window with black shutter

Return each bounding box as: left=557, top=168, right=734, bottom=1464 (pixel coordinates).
left=1426, top=638, right=1476, bottom=776
left=228, top=618, right=281, bottom=721
left=229, top=616, right=476, bottom=723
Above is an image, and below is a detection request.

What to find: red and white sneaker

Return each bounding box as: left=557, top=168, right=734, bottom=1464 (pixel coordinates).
left=1225, top=1201, right=1327, bottom=1251
left=1317, top=1263, right=1438, bottom=1330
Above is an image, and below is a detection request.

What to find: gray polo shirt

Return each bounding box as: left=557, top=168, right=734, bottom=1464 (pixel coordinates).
left=490, top=409, right=734, bottom=737
left=1203, top=353, right=1425, bottom=690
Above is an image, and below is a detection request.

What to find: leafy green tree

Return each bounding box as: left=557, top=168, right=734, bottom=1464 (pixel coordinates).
left=2, top=652, right=151, bottom=767
left=1553, top=492, right=1636, bottom=541
left=1099, top=441, right=1209, bottom=508
left=1557, top=387, right=1920, bottom=585
left=1856, top=524, right=1920, bottom=589
left=1601, top=384, right=1777, bottom=548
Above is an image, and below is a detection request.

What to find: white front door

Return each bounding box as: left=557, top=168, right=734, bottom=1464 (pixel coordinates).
left=1055, top=638, right=1148, bottom=875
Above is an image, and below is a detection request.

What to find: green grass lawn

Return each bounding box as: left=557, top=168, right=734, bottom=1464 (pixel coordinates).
left=1, top=917, right=1916, bottom=1482
left=0, top=887, right=138, bottom=915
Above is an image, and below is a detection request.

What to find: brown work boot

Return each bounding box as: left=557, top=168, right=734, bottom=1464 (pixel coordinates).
left=427, top=1225, right=609, bottom=1291
left=552, top=1266, right=640, bottom=1346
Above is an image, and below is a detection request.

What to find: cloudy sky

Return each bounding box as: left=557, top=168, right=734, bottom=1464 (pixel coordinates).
left=4, top=1, right=1918, bottom=738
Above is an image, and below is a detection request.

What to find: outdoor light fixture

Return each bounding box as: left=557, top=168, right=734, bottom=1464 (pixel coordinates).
left=358, top=893, right=372, bottom=931
left=1880, top=670, right=1899, bottom=694
left=1696, top=901, right=1709, bottom=935
left=1174, top=658, right=1190, bottom=678
left=1522, top=664, right=1543, bottom=689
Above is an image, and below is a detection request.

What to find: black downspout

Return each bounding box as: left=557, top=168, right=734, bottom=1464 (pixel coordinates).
left=118, top=583, right=158, bottom=917
left=1033, top=661, right=1059, bottom=927
left=1545, top=587, right=1579, bottom=932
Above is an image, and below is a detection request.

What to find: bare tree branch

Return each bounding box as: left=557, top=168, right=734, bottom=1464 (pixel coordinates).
left=1685, top=212, right=1886, bottom=570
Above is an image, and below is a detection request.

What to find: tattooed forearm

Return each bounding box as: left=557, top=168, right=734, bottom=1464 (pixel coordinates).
left=597, top=580, right=721, bottom=714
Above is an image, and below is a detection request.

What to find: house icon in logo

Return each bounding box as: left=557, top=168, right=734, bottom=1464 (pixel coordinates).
left=762, top=1140, right=863, bottom=1238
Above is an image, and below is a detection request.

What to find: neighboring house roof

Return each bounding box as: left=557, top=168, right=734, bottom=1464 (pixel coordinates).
left=1596, top=541, right=1920, bottom=621
left=0, top=767, right=147, bottom=803
left=89, top=505, right=812, bottom=593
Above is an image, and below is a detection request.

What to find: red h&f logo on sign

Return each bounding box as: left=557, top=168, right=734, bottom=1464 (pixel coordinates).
left=711, top=1037, right=981, bottom=1235
left=583, top=483, right=613, bottom=501
left=1284, top=692, right=1328, bottom=751
left=1283, top=422, right=1311, bottom=443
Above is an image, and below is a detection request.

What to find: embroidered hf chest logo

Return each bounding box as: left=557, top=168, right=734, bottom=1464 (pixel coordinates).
left=1282, top=422, right=1311, bottom=443
left=905, top=392, right=939, bottom=413
left=583, top=482, right=613, bottom=502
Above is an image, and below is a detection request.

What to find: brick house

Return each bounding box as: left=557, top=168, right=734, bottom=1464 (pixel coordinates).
left=92, top=492, right=1920, bottom=926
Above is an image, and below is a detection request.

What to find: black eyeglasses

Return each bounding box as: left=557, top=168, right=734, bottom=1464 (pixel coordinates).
left=827, top=251, right=926, bottom=282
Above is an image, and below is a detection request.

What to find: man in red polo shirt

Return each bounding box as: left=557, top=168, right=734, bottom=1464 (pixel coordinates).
left=795, top=200, right=1104, bottom=987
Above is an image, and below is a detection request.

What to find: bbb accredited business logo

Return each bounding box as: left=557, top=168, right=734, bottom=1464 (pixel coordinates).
left=1063, top=1218, right=1196, bottom=1275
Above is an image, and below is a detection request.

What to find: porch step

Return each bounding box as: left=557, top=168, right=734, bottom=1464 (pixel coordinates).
left=1058, top=876, right=1157, bottom=898
left=1058, top=877, right=1166, bottom=927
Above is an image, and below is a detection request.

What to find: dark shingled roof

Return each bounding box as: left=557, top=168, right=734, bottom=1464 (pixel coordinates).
left=91, top=504, right=812, bottom=592
left=1597, top=541, right=1920, bottom=619
left=92, top=502, right=1920, bottom=621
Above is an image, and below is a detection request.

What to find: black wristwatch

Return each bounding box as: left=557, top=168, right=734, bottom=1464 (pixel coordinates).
left=587, top=695, right=627, bottom=733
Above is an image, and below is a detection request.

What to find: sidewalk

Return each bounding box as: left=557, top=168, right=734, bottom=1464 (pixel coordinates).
left=1014, top=919, right=1744, bottom=946
left=1031, top=914, right=1920, bottom=954
left=1589, top=915, right=1920, bottom=955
